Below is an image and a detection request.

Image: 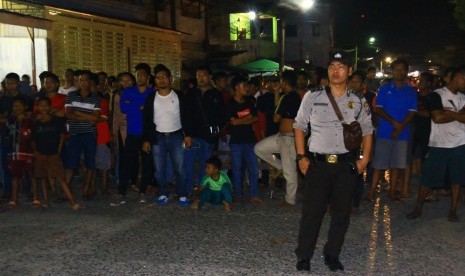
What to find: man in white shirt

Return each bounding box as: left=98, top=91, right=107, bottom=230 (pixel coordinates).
left=142, top=64, right=189, bottom=206
left=407, top=66, right=465, bottom=222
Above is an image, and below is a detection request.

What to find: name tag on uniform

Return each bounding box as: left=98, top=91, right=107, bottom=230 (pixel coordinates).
left=314, top=103, right=328, bottom=106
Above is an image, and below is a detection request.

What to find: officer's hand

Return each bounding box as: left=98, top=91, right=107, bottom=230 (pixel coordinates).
left=142, top=142, right=151, bottom=153
left=298, top=158, right=310, bottom=175
left=356, top=160, right=368, bottom=174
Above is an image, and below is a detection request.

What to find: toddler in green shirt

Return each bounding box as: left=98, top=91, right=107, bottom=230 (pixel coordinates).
left=191, top=156, right=232, bottom=212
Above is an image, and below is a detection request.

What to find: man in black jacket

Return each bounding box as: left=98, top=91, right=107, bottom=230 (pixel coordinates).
left=142, top=64, right=189, bottom=206
left=183, top=66, right=226, bottom=195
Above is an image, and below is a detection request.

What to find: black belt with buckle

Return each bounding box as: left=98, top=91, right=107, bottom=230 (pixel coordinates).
left=156, top=129, right=183, bottom=136
left=311, top=152, right=355, bottom=164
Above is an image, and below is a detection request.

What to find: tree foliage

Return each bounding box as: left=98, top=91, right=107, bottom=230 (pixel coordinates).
left=451, top=0, right=465, bottom=30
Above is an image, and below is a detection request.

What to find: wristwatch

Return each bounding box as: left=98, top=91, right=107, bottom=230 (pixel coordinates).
left=296, top=154, right=307, bottom=161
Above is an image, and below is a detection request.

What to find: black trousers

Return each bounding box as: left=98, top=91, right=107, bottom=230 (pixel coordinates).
left=295, top=158, right=357, bottom=259
left=119, top=135, right=153, bottom=196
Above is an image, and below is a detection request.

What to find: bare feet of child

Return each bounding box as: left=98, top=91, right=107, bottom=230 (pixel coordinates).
left=70, top=203, right=85, bottom=210
left=190, top=199, right=199, bottom=210
left=223, top=201, right=232, bottom=212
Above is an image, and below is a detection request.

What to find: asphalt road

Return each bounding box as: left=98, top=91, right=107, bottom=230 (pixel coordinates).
left=1, top=178, right=465, bottom=275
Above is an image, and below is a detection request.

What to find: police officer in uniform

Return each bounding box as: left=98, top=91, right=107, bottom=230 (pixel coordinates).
left=294, top=52, right=373, bottom=272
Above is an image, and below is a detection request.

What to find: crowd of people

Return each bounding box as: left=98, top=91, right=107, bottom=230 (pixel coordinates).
left=0, top=60, right=464, bottom=213
left=2, top=54, right=465, bottom=272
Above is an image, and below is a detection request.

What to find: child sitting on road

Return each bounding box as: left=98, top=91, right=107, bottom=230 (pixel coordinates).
left=191, top=156, right=232, bottom=212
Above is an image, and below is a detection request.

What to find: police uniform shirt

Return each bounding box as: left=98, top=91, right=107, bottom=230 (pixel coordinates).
left=293, top=87, right=373, bottom=154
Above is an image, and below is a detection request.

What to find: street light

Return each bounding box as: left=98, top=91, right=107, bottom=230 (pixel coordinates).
left=369, top=36, right=376, bottom=45
left=248, top=11, right=256, bottom=20
left=298, top=0, right=315, bottom=11
left=385, top=56, right=392, bottom=63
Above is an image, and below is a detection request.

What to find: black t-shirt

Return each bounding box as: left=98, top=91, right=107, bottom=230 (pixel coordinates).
left=426, top=92, right=443, bottom=112
left=276, top=91, right=301, bottom=119
left=226, top=98, right=257, bottom=144
left=32, top=117, right=66, bottom=155
left=413, top=94, right=432, bottom=144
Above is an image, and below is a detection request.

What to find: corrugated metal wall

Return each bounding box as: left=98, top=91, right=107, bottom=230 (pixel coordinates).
left=45, top=6, right=182, bottom=88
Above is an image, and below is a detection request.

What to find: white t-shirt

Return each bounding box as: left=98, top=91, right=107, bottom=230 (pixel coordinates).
left=58, top=86, right=78, bottom=95
left=429, top=87, right=465, bottom=148
left=153, top=90, right=182, bottom=133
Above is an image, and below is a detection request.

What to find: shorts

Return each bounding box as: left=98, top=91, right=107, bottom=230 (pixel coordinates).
left=95, top=144, right=111, bottom=170
left=421, top=145, right=465, bottom=188
left=8, top=158, right=33, bottom=177
left=34, top=153, right=66, bottom=179
left=372, top=138, right=408, bottom=169
left=64, top=132, right=97, bottom=170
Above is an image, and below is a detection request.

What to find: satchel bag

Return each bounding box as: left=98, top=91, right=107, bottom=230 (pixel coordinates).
left=326, top=86, right=363, bottom=151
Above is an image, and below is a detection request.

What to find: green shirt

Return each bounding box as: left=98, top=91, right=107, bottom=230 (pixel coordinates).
left=200, top=172, right=231, bottom=191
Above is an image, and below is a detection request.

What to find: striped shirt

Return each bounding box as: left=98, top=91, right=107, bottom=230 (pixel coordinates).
left=65, top=90, right=101, bottom=134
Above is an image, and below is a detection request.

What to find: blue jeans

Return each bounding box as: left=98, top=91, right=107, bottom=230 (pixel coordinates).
left=184, top=138, right=214, bottom=194
left=153, top=133, right=186, bottom=197
left=230, top=143, right=259, bottom=198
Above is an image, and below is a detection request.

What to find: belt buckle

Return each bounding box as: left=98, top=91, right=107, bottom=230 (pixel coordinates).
left=326, top=154, right=338, bottom=164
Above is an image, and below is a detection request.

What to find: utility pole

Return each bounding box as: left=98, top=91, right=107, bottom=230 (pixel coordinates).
left=279, top=19, right=286, bottom=73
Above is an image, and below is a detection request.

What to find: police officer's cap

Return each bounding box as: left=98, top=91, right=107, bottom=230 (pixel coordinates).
left=328, top=51, right=352, bottom=67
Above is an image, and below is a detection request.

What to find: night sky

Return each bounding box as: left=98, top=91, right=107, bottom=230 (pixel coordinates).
left=330, top=0, right=465, bottom=57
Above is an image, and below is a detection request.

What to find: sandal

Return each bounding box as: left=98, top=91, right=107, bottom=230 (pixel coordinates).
left=8, top=201, right=17, bottom=208
left=32, top=200, right=41, bottom=208
left=41, top=203, right=50, bottom=210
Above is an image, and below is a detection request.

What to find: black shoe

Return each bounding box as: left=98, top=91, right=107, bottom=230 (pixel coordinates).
left=296, top=258, right=310, bottom=271
left=324, top=255, right=344, bottom=271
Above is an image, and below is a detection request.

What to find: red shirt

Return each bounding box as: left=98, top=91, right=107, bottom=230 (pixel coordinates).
left=96, top=98, right=111, bottom=145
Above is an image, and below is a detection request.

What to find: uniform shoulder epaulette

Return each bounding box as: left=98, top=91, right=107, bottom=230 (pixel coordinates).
left=348, top=89, right=363, bottom=99
left=310, top=86, right=324, bottom=93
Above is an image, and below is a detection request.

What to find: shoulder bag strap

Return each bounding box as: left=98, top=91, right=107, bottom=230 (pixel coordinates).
left=326, top=86, right=345, bottom=123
